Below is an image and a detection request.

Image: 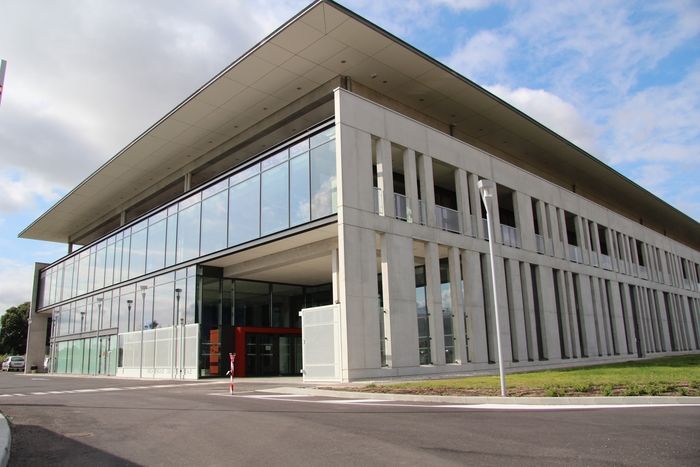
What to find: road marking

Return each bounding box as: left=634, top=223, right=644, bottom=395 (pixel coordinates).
left=0, top=380, right=229, bottom=399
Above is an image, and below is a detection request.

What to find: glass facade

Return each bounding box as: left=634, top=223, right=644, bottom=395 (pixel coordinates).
left=415, top=265, right=432, bottom=365
left=37, top=124, right=337, bottom=311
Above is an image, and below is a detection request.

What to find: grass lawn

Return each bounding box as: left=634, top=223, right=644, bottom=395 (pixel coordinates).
left=356, top=354, right=700, bottom=397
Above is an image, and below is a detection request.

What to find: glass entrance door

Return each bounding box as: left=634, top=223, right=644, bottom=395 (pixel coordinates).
left=246, top=334, right=277, bottom=376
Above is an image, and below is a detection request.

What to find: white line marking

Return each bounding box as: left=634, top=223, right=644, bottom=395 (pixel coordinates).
left=243, top=394, right=311, bottom=399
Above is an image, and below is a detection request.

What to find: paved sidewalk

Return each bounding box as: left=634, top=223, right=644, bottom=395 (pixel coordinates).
left=266, top=386, right=700, bottom=406
left=0, top=413, right=10, bottom=467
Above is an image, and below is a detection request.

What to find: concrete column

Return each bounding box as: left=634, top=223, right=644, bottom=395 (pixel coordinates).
left=514, top=192, right=536, bottom=252
left=655, top=290, right=670, bottom=352
left=619, top=284, right=637, bottom=355
left=588, top=277, right=612, bottom=356
left=555, top=270, right=572, bottom=358
left=519, top=262, right=539, bottom=361
left=25, top=263, right=50, bottom=374
left=489, top=183, right=503, bottom=244
left=120, top=210, right=127, bottom=227
left=648, top=290, right=663, bottom=351
left=448, top=247, right=467, bottom=363
left=659, top=250, right=669, bottom=285
left=424, top=242, right=445, bottom=365
left=576, top=274, right=599, bottom=358
left=380, top=233, right=419, bottom=368
left=402, top=148, right=420, bottom=224
left=535, top=200, right=550, bottom=255
left=375, top=138, right=394, bottom=218
left=184, top=172, right=192, bottom=192
left=575, top=217, right=589, bottom=264
left=563, top=271, right=580, bottom=357
left=537, top=266, right=562, bottom=360
left=417, top=154, right=436, bottom=227
left=607, top=230, right=619, bottom=272
left=549, top=205, right=569, bottom=258
left=468, top=173, right=484, bottom=239
left=505, top=260, right=528, bottom=362
left=590, top=221, right=601, bottom=258
left=336, top=123, right=374, bottom=215
left=482, top=254, right=512, bottom=363
left=455, top=169, right=472, bottom=236
left=632, top=287, right=648, bottom=355
left=608, top=281, right=630, bottom=355
left=337, top=224, right=381, bottom=379
left=461, top=250, right=488, bottom=363
left=331, top=248, right=339, bottom=304
left=591, top=278, right=609, bottom=356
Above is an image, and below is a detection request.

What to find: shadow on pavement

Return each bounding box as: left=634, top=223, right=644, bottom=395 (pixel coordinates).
left=9, top=424, right=139, bottom=467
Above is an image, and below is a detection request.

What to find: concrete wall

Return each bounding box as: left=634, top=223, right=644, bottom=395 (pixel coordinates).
left=333, top=88, right=700, bottom=380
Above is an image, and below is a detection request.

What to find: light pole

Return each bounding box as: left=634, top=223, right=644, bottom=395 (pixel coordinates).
left=140, top=285, right=148, bottom=378
left=478, top=179, right=507, bottom=397
left=126, top=299, right=133, bottom=332
left=175, top=288, right=182, bottom=378
left=95, top=297, right=103, bottom=375
left=80, top=310, right=86, bottom=333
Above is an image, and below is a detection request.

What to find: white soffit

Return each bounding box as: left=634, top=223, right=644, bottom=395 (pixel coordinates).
left=20, top=0, right=699, bottom=249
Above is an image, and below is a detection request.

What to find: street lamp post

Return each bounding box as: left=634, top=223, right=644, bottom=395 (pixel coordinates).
left=126, top=300, right=133, bottom=332
left=140, top=285, right=148, bottom=378
left=478, top=179, right=507, bottom=398
left=95, top=297, right=103, bottom=375
left=175, top=288, right=182, bottom=378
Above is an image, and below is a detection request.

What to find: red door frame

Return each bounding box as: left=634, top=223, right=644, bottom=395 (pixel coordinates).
left=233, top=326, right=301, bottom=377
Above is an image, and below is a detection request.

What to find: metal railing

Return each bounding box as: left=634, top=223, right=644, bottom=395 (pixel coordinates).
left=501, top=225, right=521, bottom=248
left=638, top=265, right=648, bottom=279
left=373, top=187, right=381, bottom=214
left=535, top=234, right=545, bottom=254
left=589, top=251, right=599, bottom=267
left=394, top=192, right=408, bottom=221
left=435, top=205, right=461, bottom=233
left=468, top=214, right=479, bottom=237
left=599, top=254, right=613, bottom=270
left=567, top=244, right=583, bottom=263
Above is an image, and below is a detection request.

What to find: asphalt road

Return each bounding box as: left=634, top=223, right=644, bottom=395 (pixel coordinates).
left=1, top=372, right=699, bottom=466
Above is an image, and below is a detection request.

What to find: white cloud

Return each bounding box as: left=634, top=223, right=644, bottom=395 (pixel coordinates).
left=486, top=85, right=600, bottom=154
left=606, top=68, right=700, bottom=164
left=428, top=0, right=500, bottom=11
left=0, top=171, right=64, bottom=213
left=0, top=259, right=34, bottom=314
left=446, top=31, right=516, bottom=82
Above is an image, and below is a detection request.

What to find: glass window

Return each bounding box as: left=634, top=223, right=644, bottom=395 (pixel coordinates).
left=261, top=162, right=289, bottom=235
left=415, top=266, right=432, bottom=365
left=289, top=139, right=309, bottom=158
left=201, top=179, right=228, bottom=199
left=310, top=127, right=335, bottom=148
left=146, top=219, right=167, bottom=273
left=104, top=242, right=115, bottom=287
left=228, top=176, right=260, bottom=246
left=271, top=284, right=304, bottom=328
left=152, top=282, right=174, bottom=329
left=234, top=280, right=270, bottom=327
left=310, top=140, right=336, bottom=219
left=200, top=190, right=228, bottom=255
left=229, top=163, right=259, bottom=186
left=177, top=203, right=201, bottom=262
left=62, top=261, right=74, bottom=302
left=440, top=259, right=454, bottom=364
left=129, top=227, right=147, bottom=279
left=261, top=149, right=288, bottom=171
left=77, top=253, right=90, bottom=296
left=94, top=247, right=106, bottom=291
left=290, top=153, right=310, bottom=226
left=165, top=214, right=177, bottom=267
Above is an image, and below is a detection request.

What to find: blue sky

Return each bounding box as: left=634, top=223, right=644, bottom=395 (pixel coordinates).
left=0, top=0, right=698, bottom=314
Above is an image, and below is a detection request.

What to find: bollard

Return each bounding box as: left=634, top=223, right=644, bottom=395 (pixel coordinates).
left=226, top=353, right=236, bottom=395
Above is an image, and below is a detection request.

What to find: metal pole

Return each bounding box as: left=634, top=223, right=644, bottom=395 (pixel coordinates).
left=174, top=288, right=182, bottom=379
left=95, top=297, right=103, bottom=375
left=126, top=300, right=133, bottom=332
left=140, top=285, right=147, bottom=378
left=478, top=180, right=507, bottom=397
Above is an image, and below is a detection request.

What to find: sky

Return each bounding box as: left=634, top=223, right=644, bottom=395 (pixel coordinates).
left=0, top=0, right=698, bottom=315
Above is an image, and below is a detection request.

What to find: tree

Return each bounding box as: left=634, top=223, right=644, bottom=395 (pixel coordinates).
left=0, top=302, right=29, bottom=355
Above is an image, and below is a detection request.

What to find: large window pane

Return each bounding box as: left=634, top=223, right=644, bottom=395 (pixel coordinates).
left=234, top=280, right=269, bottom=327
left=152, top=282, right=174, bottom=329
left=261, top=162, right=289, bottom=235
left=290, top=153, right=310, bottom=226
left=415, top=266, right=432, bottom=365
left=94, top=247, right=106, bottom=291
left=200, top=190, right=228, bottom=255
left=146, top=219, right=167, bottom=273
left=129, top=227, right=147, bottom=279
left=310, top=140, right=336, bottom=219
left=228, top=176, right=260, bottom=246
left=104, top=242, right=115, bottom=287
left=177, top=203, right=201, bottom=262
left=165, top=214, right=177, bottom=267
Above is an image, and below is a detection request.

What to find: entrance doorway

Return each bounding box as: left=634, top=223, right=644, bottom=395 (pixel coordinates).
left=235, top=327, right=302, bottom=376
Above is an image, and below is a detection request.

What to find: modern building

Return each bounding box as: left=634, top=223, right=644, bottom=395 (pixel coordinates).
left=23, top=0, right=700, bottom=382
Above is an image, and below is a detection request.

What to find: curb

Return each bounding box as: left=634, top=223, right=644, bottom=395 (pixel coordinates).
left=0, top=413, right=10, bottom=467
left=263, top=386, right=700, bottom=406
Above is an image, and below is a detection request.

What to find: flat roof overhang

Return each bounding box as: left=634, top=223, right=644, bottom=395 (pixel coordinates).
left=20, top=0, right=700, bottom=250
